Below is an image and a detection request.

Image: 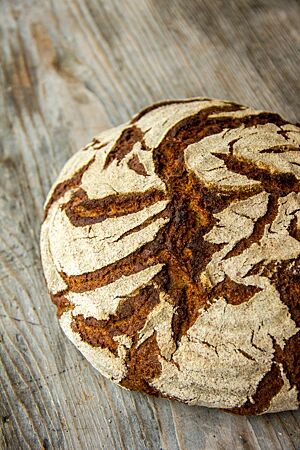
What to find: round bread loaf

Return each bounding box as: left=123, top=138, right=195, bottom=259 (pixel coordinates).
left=40, top=98, right=300, bottom=415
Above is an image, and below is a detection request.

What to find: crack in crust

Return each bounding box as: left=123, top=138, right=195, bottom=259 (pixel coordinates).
left=41, top=99, right=300, bottom=414
left=104, top=126, right=147, bottom=168
left=224, top=194, right=279, bottom=260
left=274, top=332, right=300, bottom=402
left=229, top=363, right=284, bottom=415
left=210, top=276, right=262, bottom=305
left=44, top=156, right=96, bottom=219
left=130, top=98, right=218, bottom=123
left=63, top=188, right=166, bottom=227
left=215, top=153, right=300, bottom=195
left=127, top=154, right=148, bottom=176
left=51, top=292, right=73, bottom=318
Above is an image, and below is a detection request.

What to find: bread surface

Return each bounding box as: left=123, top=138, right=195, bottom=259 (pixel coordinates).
left=40, top=98, right=300, bottom=414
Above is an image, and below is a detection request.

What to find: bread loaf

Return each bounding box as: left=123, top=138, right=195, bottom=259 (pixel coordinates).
left=40, top=98, right=300, bottom=414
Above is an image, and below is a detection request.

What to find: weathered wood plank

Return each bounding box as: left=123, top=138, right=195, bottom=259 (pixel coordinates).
left=0, top=0, right=299, bottom=449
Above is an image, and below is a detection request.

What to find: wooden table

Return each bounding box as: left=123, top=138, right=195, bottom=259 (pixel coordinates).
left=1, top=0, right=299, bottom=448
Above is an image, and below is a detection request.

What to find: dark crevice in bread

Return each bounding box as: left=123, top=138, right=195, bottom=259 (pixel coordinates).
left=228, top=363, right=284, bottom=415
left=167, top=111, right=287, bottom=146
left=289, top=216, right=300, bottom=242
left=71, top=314, right=119, bottom=355
left=127, top=153, right=148, bottom=176
left=63, top=187, right=166, bottom=227
left=224, top=194, right=279, bottom=260
left=216, top=153, right=300, bottom=195
left=260, top=144, right=300, bottom=154
left=44, top=156, right=96, bottom=219
left=104, top=126, right=147, bottom=168
left=210, top=276, right=262, bottom=305
left=274, top=332, right=300, bottom=401
left=114, top=208, right=170, bottom=242
left=271, top=259, right=300, bottom=326
left=51, top=292, right=74, bottom=318
left=120, top=333, right=162, bottom=396
left=130, top=98, right=219, bottom=123
left=82, top=137, right=108, bottom=151
left=59, top=251, right=159, bottom=293
left=70, top=282, right=162, bottom=365
left=250, top=259, right=300, bottom=327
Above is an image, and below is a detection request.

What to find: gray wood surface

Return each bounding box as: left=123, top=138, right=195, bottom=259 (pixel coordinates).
left=0, top=0, right=300, bottom=449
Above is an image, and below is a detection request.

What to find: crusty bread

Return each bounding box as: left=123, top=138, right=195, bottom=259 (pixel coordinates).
left=40, top=98, right=300, bottom=415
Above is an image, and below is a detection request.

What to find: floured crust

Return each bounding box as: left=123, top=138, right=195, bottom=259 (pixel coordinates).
left=40, top=98, right=300, bottom=415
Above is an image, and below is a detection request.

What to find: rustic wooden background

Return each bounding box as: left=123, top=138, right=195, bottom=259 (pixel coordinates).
left=1, top=0, right=300, bottom=449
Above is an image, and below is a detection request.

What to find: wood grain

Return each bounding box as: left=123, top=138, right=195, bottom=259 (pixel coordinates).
left=0, top=0, right=299, bottom=448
